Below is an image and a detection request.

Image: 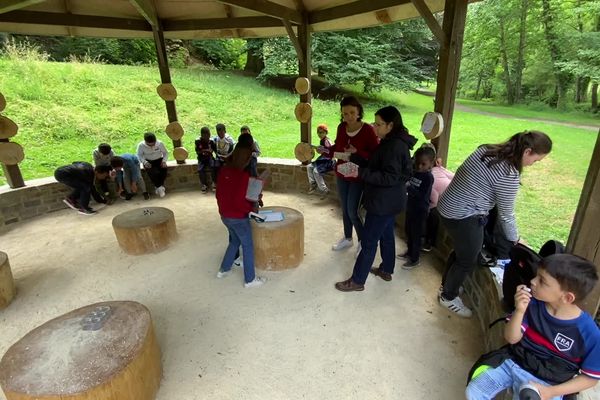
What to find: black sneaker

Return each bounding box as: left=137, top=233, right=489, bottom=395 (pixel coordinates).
left=77, top=208, right=97, bottom=216
left=143, top=192, right=150, bottom=200
left=201, top=185, right=208, bottom=193
left=62, top=197, right=79, bottom=211
left=125, top=192, right=134, bottom=201
left=402, top=260, right=420, bottom=270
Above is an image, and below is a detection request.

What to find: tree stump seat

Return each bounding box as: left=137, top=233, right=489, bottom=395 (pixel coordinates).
left=112, top=207, right=177, bottom=255
left=0, top=301, right=162, bottom=400
left=0, top=251, right=16, bottom=309
left=251, top=206, right=304, bottom=271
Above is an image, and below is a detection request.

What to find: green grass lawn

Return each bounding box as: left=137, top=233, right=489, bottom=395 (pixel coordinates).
left=0, top=58, right=597, bottom=249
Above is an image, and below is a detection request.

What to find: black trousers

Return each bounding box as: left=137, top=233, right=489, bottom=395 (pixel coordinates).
left=441, top=215, right=485, bottom=300
left=54, top=171, right=92, bottom=209
left=425, top=207, right=440, bottom=247
left=146, top=158, right=167, bottom=188
left=405, top=206, right=428, bottom=262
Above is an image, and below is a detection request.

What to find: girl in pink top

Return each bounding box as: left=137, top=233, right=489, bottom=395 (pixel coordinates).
left=424, top=150, right=455, bottom=252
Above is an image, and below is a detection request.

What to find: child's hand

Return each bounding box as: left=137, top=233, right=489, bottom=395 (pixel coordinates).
left=514, top=285, right=532, bottom=313
left=345, top=144, right=357, bottom=154
left=528, top=382, right=552, bottom=400
left=143, top=161, right=151, bottom=169
left=161, top=161, right=167, bottom=168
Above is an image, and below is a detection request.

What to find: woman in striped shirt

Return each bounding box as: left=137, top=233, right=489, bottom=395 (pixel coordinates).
left=437, top=131, right=552, bottom=318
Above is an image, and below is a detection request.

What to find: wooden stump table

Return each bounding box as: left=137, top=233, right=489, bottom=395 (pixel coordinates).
left=0, top=251, right=16, bottom=309
left=251, top=206, right=304, bottom=271
left=112, top=207, right=177, bottom=255
left=0, top=301, right=162, bottom=400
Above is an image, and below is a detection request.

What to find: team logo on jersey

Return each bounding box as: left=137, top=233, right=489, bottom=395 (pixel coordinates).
left=554, top=333, right=574, bottom=352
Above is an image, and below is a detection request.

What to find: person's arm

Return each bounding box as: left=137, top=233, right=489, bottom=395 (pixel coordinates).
left=136, top=143, right=149, bottom=168
left=495, top=175, right=520, bottom=243
left=352, top=125, right=378, bottom=160
left=253, top=140, right=261, bottom=157
left=158, top=142, right=168, bottom=164
left=505, top=285, right=531, bottom=343
left=359, top=143, right=410, bottom=186
left=530, top=375, right=597, bottom=400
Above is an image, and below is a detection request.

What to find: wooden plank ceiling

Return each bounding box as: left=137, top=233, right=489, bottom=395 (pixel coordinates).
left=0, top=0, right=452, bottom=39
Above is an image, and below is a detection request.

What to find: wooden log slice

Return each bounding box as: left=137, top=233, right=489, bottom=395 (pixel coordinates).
left=0, top=92, right=6, bottom=112
left=0, top=142, right=24, bottom=165
left=156, top=83, right=177, bottom=101
left=420, top=111, right=444, bottom=140
left=294, top=102, right=312, bottom=124
left=0, top=301, right=162, bottom=400
left=0, top=251, right=16, bottom=309
left=294, top=77, right=310, bottom=95
left=165, top=121, right=184, bottom=141
left=294, top=142, right=314, bottom=163
left=172, top=147, right=188, bottom=161
left=112, top=207, right=178, bottom=255
left=0, top=115, right=18, bottom=139
left=251, top=206, right=304, bottom=271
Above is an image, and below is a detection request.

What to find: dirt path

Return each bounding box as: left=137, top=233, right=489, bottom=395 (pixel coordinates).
left=454, top=103, right=599, bottom=132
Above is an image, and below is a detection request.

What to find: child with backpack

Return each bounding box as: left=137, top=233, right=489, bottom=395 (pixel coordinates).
left=466, top=254, right=600, bottom=399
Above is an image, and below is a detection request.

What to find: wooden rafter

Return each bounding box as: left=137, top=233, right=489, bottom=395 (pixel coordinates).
left=62, top=0, right=74, bottom=37
left=310, top=0, right=409, bottom=24
left=410, top=0, right=447, bottom=46
left=219, top=0, right=302, bottom=24
left=128, top=0, right=158, bottom=27
left=0, top=0, right=44, bottom=15
left=163, top=16, right=283, bottom=31
left=375, top=10, right=392, bottom=24
left=223, top=4, right=241, bottom=37
left=283, top=18, right=304, bottom=65
left=0, top=10, right=151, bottom=30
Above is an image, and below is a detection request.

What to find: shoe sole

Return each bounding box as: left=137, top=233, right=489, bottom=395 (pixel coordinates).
left=77, top=210, right=96, bottom=216
left=62, top=199, right=79, bottom=211
left=402, top=264, right=420, bottom=270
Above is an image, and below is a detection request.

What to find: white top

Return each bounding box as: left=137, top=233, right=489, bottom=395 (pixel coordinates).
left=136, top=140, right=168, bottom=164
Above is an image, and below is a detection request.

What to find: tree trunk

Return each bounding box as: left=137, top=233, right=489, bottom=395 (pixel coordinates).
left=514, top=0, right=529, bottom=103
left=576, top=76, right=590, bottom=103
left=498, top=17, right=514, bottom=104
left=541, top=0, right=570, bottom=109
left=475, top=75, right=482, bottom=99
left=592, top=83, right=599, bottom=112
left=244, top=39, right=265, bottom=74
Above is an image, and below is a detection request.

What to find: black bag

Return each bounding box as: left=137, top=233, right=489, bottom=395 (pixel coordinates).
left=502, top=240, right=564, bottom=310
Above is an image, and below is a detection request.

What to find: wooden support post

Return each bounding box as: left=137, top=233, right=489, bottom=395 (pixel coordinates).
left=431, top=0, right=468, bottom=165
left=0, top=138, right=24, bottom=188
left=567, top=129, right=600, bottom=317
left=297, top=14, right=311, bottom=144
left=152, top=24, right=184, bottom=164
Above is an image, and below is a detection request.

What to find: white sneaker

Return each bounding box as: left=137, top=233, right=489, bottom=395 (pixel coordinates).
left=217, top=269, right=231, bottom=278
left=157, top=186, right=166, bottom=198
left=244, top=276, right=265, bottom=288
left=355, top=241, right=362, bottom=258
left=234, top=257, right=243, bottom=268
left=438, top=285, right=464, bottom=296
left=439, top=294, right=472, bottom=318
left=332, top=238, right=353, bottom=251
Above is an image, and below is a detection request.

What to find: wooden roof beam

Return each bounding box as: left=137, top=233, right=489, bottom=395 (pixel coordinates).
left=163, top=16, right=283, bottom=31
left=219, top=0, right=302, bottom=24
left=128, top=0, right=158, bottom=27
left=283, top=18, right=304, bottom=65
left=309, top=0, right=409, bottom=24
left=0, top=0, right=45, bottom=15
left=0, top=10, right=151, bottom=30
left=410, top=0, right=447, bottom=46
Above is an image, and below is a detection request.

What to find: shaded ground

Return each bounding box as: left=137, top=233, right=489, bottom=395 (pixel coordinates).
left=1, top=190, right=482, bottom=399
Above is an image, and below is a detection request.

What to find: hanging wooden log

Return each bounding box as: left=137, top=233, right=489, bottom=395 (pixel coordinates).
left=156, top=83, right=177, bottom=101
left=0, top=251, right=16, bottom=309
left=112, top=207, right=177, bottom=255
left=172, top=147, right=188, bottom=162
left=165, top=121, right=184, bottom=141
left=294, top=77, right=310, bottom=95
left=251, top=206, right=304, bottom=271
left=294, top=142, right=314, bottom=163
left=0, top=142, right=24, bottom=165
left=0, top=92, right=6, bottom=112
left=0, top=115, right=18, bottom=139
left=294, top=102, right=312, bottom=124
left=0, top=301, right=162, bottom=400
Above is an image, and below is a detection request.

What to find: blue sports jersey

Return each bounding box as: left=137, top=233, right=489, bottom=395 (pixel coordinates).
left=518, top=298, right=600, bottom=379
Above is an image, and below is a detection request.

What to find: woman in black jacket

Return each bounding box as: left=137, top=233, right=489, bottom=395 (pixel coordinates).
left=335, top=106, right=416, bottom=292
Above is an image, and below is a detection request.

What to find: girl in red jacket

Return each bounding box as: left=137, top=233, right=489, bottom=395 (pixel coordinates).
left=215, top=144, right=265, bottom=288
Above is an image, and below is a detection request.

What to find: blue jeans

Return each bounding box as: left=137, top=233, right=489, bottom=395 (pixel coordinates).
left=351, top=213, right=396, bottom=284
left=466, top=359, right=562, bottom=400
left=220, top=217, right=255, bottom=283
left=336, top=177, right=364, bottom=241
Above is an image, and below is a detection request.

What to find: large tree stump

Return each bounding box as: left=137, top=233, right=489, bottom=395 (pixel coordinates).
left=0, top=251, right=16, bottom=309
left=0, top=301, right=162, bottom=400
left=251, top=206, right=304, bottom=270
left=112, top=207, right=177, bottom=255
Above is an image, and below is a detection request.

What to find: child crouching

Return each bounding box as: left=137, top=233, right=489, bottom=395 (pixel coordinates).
left=215, top=140, right=265, bottom=288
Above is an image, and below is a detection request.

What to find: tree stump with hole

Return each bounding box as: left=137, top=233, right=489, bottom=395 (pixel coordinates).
left=251, top=206, right=304, bottom=270
left=0, top=301, right=162, bottom=400
left=0, top=251, right=16, bottom=309
left=112, top=207, right=177, bottom=255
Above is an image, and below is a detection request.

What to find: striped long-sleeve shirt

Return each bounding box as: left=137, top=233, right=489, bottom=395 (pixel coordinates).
left=437, top=146, right=520, bottom=242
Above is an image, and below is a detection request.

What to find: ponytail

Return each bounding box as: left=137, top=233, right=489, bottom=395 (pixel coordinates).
left=481, top=130, right=552, bottom=173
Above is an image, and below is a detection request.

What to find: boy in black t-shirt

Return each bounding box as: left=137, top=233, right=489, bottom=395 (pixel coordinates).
left=401, top=146, right=434, bottom=269
left=195, top=126, right=217, bottom=193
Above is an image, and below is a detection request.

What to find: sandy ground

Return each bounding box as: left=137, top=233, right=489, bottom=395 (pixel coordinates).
left=0, top=190, right=487, bottom=399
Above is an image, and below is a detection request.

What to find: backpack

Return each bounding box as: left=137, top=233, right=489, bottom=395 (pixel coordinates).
left=501, top=240, right=565, bottom=310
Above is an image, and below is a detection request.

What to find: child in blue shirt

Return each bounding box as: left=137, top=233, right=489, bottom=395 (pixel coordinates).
left=110, top=154, right=149, bottom=200
left=466, top=254, right=600, bottom=399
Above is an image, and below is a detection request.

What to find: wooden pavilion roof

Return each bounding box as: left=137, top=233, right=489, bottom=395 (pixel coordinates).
left=0, top=0, right=450, bottom=39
